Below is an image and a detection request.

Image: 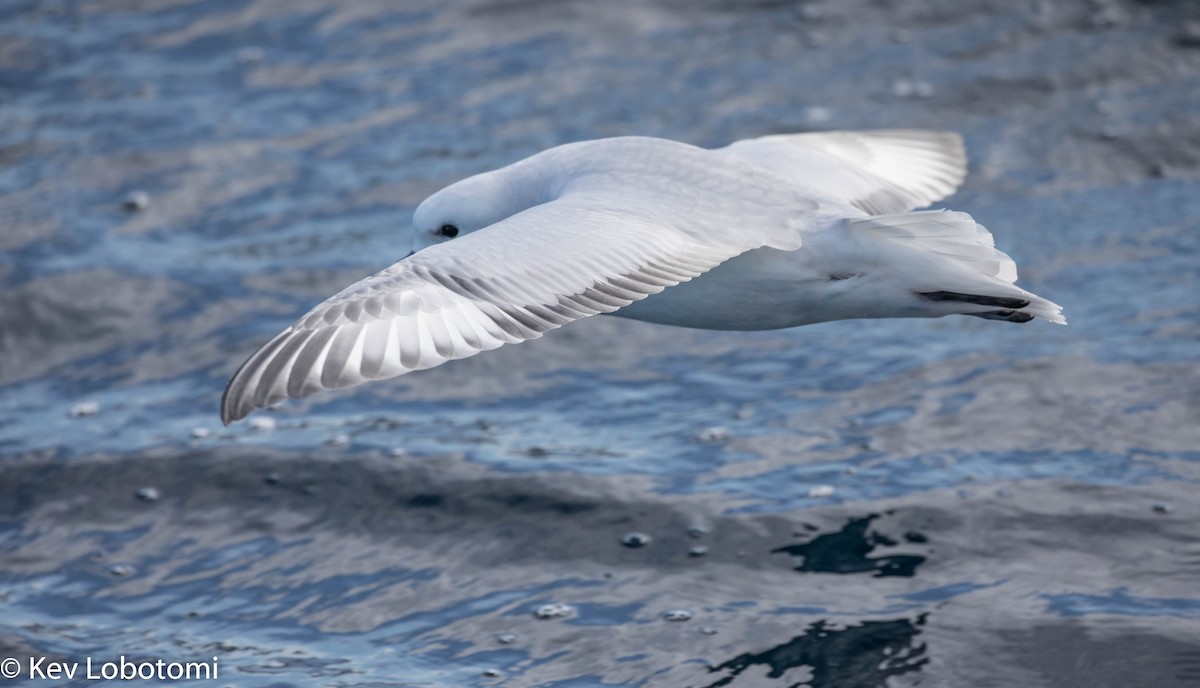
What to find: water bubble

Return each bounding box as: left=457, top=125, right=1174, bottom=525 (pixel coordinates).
left=687, top=525, right=707, bottom=538
left=108, top=564, right=134, bottom=577
left=804, top=106, right=832, bottom=123
left=264, top=472, right=281, bottom=485
left=695, top=426, right=729, bottom=443
left=892, top=79, right=934, bottom=98
left=481, top=669, right=502, bottom=678
left=534, top=603, right=574, bottom=619
left=190, top=428, right=211, bottom=439
left=688, top=545, right=708, bottom=557
left=798, top=3, right=823, bottom=20
left=701, top=626, right=719, bottom=635
left=69, top=401, right=100, bottom=418
left=326, top=434, right=350, bottom=447
left=390, top=448, right=408, bottom=458
left=135, top=486, right=160, bottom=502
left=122, top=191, right=150, bottom=212
left=662, top=609, right=693, bottom=622
left=807, top=485, right=836, bottom=498
left=1152, top=502, right=1170, bottom=514
left=236, top=46, right=265, bottom=64
left=496, top=633, right=517, bottom=644
left=248, top=417, right=276, bottom=432
left=1089, top=5, right=1123, bottom=29
left=622, top=532, right=652, bottom=548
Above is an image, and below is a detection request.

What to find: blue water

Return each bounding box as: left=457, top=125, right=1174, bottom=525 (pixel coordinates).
left=2, top=1, right=1199, bottom=686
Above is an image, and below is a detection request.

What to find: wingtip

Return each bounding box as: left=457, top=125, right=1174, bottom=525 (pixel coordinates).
left=219, top=398, right=257, bottom=426
left=219, top=360, right=259, bottom=425
left=218, top=387, right=240, bottom=426
left=219, top=327, right=295, bottom=426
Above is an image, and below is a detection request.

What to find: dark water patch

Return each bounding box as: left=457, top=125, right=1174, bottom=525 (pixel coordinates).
left=408, top=493, right=444, bottom=508
left=701, top=615, right=928, bottom=688
left=771, top=514, right=928, bottom=578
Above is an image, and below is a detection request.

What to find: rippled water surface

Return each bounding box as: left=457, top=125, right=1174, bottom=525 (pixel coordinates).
left=2, top=1, right=1199, bottom=686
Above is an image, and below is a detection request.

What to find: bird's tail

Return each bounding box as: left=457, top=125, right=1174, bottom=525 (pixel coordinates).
left=846, top=210, right=1066, bottom=324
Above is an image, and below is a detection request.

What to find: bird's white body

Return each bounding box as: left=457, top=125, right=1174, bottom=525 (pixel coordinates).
left=221, top=131, right=1065, bottom=423
left=615, top=247, right=901, bottom=330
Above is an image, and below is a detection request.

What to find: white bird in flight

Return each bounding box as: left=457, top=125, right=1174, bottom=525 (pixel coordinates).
left=221, top=130, right=1065, bottom=424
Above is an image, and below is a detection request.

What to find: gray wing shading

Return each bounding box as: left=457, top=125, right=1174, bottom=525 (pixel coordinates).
left=220, top=201, right=746, bottom=424
left=719, top=129, right=967, bottom=215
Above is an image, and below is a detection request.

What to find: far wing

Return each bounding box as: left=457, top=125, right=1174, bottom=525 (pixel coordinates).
left=720, top=129, right=967, bottom=215
left=221, top=200, right=746, bottom=423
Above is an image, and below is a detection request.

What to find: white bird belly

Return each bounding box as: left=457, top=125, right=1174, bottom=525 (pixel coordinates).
left=613, top=245, right=901, bottom=331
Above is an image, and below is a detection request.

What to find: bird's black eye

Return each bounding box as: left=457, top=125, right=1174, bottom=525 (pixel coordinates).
left=439, top=224, right=459, bottom=238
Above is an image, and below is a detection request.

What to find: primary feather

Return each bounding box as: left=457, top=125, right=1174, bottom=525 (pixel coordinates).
left=720, top=129, right=967, bottom=215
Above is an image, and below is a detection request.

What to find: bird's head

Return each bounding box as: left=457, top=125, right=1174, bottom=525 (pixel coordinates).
left=409, top=166, right=548, bottom=256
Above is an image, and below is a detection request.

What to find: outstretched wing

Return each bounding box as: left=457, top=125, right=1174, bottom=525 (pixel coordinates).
left=221, top=200, right=748, bottom=424
left=720, top=129, right=967, bottom=215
